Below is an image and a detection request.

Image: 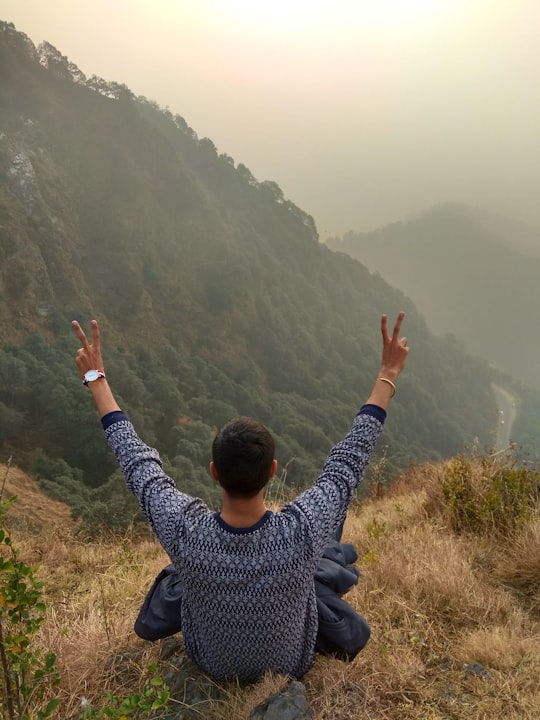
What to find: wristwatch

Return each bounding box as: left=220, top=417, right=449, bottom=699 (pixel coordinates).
left=82, top=369, right=106, bottom=386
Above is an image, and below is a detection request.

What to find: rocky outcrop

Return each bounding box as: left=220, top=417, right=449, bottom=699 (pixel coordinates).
left=249, top=680, right=312, bottom=720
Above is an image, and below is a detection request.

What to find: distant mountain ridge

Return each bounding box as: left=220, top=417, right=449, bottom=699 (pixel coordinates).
left=327, top=203, right=540, bottom=390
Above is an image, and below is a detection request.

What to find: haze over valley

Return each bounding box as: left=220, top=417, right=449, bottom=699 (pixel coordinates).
left=3, top=0, right=540, bottom=238
left=327, top=203, right=540, bottom=391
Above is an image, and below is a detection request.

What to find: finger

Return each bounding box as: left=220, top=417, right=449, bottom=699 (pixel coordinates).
left=91, top=319, right=100, bottom=353
left=75, top=354, right=86, bottom=374
left=381, top=314, right=389, bottom=342
left=392, top=312, right=405, bottom=342
left=72, top=320, right=90, bottom=351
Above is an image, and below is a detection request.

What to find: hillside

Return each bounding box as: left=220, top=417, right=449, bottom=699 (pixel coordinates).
left=326, top=203, right=540, bottom=391
left=2, top=454, right=539, bottom=719
left=0, top=21, right=503, bottom=517
left=0, top=460, right=74, bottom=530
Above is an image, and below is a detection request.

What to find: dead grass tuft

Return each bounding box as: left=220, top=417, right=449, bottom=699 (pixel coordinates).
left=494, top=512, right=540, bottom=603
left=454, top=621, right=539, bottom=671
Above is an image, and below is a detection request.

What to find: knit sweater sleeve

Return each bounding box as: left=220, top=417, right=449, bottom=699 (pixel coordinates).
left=102, top=411, right=205, bottom=558
left=286, top=404, right=386, bottom=556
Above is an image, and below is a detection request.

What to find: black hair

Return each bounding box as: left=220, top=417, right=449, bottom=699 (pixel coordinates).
left=212, top=416, right=275, bottom=498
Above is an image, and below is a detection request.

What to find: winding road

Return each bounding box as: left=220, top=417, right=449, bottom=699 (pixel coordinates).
left=492, top=384, right=518, bottom=450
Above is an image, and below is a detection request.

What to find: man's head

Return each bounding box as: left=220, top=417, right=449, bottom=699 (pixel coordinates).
left=211, top=416, right=276, bottom=498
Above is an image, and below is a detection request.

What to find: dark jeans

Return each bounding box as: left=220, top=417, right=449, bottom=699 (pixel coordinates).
left=313, top=538, right=370, bottom=660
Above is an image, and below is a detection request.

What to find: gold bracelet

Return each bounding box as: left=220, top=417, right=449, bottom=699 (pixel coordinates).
left=379, top=377, right=396, bottom=397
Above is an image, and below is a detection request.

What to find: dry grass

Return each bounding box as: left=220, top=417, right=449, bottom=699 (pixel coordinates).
left=3, top=458, right=540, bottom=719
left=494, top=512, right=540, bottom=603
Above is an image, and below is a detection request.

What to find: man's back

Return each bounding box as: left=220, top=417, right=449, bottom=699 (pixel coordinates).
left=179, top=508, right=319, bottom=680
left=103, top=406, right=385, bottom=681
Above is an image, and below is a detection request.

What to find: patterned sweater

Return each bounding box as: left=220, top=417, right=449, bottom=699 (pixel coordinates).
left=103, top=404, right=385, bottom=682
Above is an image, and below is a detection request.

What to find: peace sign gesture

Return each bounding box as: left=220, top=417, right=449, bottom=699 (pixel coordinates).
left=72, top=319, right=105, bottom=379
left=380, top=311, right=409, bottom=380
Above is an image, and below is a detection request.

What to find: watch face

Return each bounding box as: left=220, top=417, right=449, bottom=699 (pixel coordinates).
left=85, top=370, right=100, bottom=382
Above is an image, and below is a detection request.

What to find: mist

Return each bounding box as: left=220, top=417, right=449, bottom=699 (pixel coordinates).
left=3, top=0, right=540, bottom=238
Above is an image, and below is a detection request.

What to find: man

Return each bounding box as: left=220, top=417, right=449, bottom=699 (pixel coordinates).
left=72, top=312, right=409, bottom=682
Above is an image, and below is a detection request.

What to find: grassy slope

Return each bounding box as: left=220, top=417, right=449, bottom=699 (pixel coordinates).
left=3, top=460, right=540, bottom=720
left=1, top=462, right=74, bottom=530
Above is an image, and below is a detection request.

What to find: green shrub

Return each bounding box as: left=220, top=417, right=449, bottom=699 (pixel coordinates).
left=0, top=487, right=169, bottom=719
left=441, top=455, right=540, bottom=534
left=0, top=494, right=60, bottom=720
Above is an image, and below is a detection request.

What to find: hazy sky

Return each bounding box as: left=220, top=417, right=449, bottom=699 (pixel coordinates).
left=3, top=0, right=540, bottom=237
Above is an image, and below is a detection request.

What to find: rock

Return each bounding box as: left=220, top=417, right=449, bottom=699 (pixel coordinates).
left=155, top=640, right=313, bottom=720
left=158, top=644, right=226, bottom=720
left=463, top=662, right=493, bottom=680
left=160, top=636, right=183, bottom=661
left=249, top=680, right=312, bottom=720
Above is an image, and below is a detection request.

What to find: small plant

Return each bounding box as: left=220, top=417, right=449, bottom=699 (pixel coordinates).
left=0, top=464, right=171, bottom=720
left=441, top=455, right=540, bottom=535
left=360, top=548, right=379, bottom=567
left=360, top=517, right=388, bottom=567
left=266, top=458, right=295, bottom=506
left=0, top=485, right=60, bottom=719
left=81, top=663, right=170, bottom=718
left=368, top=446, right=389, bottom=499
left=366, top=516, right=387, bottom=540
left=440, top=456, right=478, bottom=532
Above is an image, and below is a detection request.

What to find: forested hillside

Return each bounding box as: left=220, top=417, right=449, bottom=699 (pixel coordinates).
left=327, top=204, right=540, bottom=457
left=0, top=22, right=500, bottom=525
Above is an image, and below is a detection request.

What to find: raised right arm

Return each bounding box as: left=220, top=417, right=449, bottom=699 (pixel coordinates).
left=71, top=319, right=202, bottom=558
